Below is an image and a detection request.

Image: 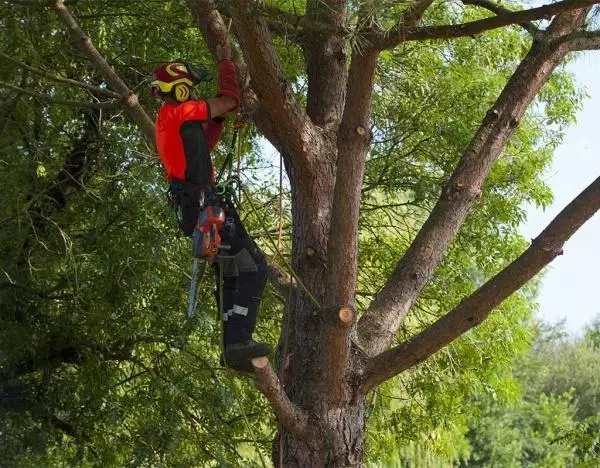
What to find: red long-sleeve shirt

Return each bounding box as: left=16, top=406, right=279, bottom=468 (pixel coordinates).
left=155, top=100, right=224, bottom=184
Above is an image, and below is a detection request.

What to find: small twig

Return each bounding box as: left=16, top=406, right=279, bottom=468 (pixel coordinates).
left=0, top=52, right=121, bottom=98
left=0, top=81, right=119, bottom=109
left=462, top=0, right=539, bottom=36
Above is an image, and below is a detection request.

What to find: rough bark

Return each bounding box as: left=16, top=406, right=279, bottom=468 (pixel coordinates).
left=277, top=401, right=365, bottom=466
left=231, top=0, right=322, bottom=165
left=304, top=0, right=348, bottom=128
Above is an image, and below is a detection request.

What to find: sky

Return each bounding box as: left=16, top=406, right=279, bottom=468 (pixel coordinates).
left=520, top=52, right=600, bottom=333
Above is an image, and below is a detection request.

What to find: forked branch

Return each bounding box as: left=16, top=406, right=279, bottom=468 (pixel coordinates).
left=357, top=10, right=587, bottom=356
left=561, top=29, right=600, bottom=50
left=229, top=0, right=322, bottom=169
left=372, top=0, right=599, bottom=49
left=462, top=0, right=539, bottom=36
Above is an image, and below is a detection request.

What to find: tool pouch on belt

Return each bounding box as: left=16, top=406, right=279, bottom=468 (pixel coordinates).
left=221, top=248, right=259, bottom=278
left=167, top=179, right=212, bottom=237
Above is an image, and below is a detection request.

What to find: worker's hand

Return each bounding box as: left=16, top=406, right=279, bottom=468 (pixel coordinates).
left=215, top=44, right=231, bottom=62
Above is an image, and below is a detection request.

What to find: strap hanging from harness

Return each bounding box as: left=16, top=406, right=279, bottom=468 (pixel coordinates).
left=216, top=121, right=242, bottom=185
left=185, top=123, right=242, bottom=317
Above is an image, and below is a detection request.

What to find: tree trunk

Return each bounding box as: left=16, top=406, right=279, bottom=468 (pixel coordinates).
left=273, top=140, right=368, bottom=465
left=277, top=398, right=365, bottom=466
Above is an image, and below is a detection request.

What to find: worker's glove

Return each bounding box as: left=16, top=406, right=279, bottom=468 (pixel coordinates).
left=217, top=59, right=240, bottom=112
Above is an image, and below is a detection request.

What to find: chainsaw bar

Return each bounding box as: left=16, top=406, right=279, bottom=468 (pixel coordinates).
left=187, top=257, right=200, bottom=318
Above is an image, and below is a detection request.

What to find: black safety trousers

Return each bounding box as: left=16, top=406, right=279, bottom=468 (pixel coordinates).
left=212, top=204, right=268, bottom=346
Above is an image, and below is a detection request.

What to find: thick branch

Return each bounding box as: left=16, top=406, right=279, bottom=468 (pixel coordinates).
left=358, top=13, right=584, bottom=356
left=323, top=306, right=355, bottom=401
left=304, top=0, right=348, bottom=127
left=251, top=357, right=317, bottom=446
left=327, top=49, right=378, bottom=305
left=187, top=0, right=233, bottom=63
left=372, top=0, right=598, bottom=49
left=186, top=0, right=261, bottom=122
left=360, top=175, right=600, bottom=393
left=230, top=1, right=322, bottom=166
left=191, top=1, right=321, bottom=170
left=462, top=0, right=539, bottom=36
left=323, top=11, right=378, bottom=384
left=561, top=29, right=600, bottom=50
left=51, top=0, right=155, bottom=144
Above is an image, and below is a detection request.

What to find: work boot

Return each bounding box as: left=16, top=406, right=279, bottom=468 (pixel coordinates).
left=220, top=340, right=272, bottom=373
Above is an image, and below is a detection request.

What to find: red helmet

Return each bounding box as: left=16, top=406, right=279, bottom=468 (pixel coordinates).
left=151, top=62, right=211, bottom=102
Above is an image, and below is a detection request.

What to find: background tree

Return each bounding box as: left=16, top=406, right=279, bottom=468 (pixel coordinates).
left=463, top=319, right=600, bottom=466
left=2, top=0, right=600, bottom=465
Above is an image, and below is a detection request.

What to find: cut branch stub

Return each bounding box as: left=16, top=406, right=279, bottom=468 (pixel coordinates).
left=322, top=305, right=356, bottom=403
left=338, top=306, right=354, bottom=326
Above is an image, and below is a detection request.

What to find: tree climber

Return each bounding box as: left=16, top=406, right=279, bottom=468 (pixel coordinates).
left=151, top=46, right=271, bottom=373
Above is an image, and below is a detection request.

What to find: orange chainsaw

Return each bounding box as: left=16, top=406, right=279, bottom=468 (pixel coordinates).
left=192, top=205, right=225, bottom=261
left=187, top=204, right=227, bottom=318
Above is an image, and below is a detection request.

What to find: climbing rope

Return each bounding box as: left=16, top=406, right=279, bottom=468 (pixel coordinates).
left=238, top=183, right=320, bottom=309
left=213, top=119, right=320, bottom=307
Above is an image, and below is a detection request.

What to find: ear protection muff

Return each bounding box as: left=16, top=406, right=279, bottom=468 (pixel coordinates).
left=174, top=83, right=190, bottom=102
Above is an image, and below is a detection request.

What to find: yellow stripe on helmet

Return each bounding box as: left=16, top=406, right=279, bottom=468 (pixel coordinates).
left=166, top=63, right=187, bottom=77
left=151, top=77, right=194, bottom=93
